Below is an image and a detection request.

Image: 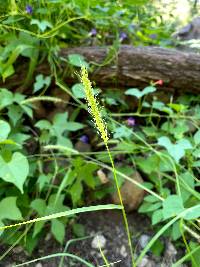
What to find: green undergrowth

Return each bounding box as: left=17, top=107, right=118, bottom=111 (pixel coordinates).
left=0, top=0, right=200, bottom=266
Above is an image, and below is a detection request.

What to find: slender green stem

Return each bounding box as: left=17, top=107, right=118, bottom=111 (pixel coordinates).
left=106, top=144, right=135, bottom=267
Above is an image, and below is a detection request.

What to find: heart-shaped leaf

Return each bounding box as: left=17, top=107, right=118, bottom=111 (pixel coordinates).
left=0, top=152, right=29, bottom=193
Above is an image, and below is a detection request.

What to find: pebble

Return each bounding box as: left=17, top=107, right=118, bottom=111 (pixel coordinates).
left=120, top=245, right=128, bottom=258
left=112, top=171, right=145, bottom=211
left=91, top=234, right=106, bottom=249
left=13, top=246, right=23, bottom=254
left=138, top=256, right=155, bottom=267
left=164, top=241, right=177, bottom=259
left=138, top=234, right=151, bottom=249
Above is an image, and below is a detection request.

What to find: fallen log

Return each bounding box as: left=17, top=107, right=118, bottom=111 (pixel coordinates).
left=4, top=45, right=200, bottom=93
left=60, top=45, right=200, bottom=93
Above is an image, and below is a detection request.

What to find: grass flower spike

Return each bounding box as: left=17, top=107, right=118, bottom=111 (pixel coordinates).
left=80, top=66, right=108, bottom=144
left=80, top=66, right=135, bottom=266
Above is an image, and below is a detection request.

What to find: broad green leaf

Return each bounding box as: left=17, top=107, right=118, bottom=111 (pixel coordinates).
left=71, top=83, right=85, bottom=99
left=31, top=199, right=46, bottom=216
left=142, top=86, right=156, bottom=95
left=144, top=195, right=159, bottom=203
left=37, top=174, right=52, bottom=192
left=183, top=206, right=200, bottom=220
left=35, top=120, right=52, bottom=130
left=113, top=126, right=132, bottom=138
left=81, top=163, right=98, bottom=189
left=179, top=171, right=194, bottom=203
left=31, top=19, right=53, bottom=32
left=7, top=105, right=23, bottom=126
left=52, top=112, right=68, bottom=136
left=152, top=209, right=163, bottom=225
left=158, top=136, right=192, bottom=163
left=51, top=219, right=65, bottom=244
left=2, top=64, right=14, bottom=80
left=47, top=194, right=69, bottom=214
left=0, top=197, right=22, bottom=221
left=150, top=239, right=164, bottom=257
left=33, top=221, right=45, bottom=237
left=57, top=136, right=73, bottom=148
left=194, top=129, right=200, bottom=145
left=136, top=154, right=160, bottom=174
left=0, top=221, right=4, bottom=236
left=70, top=181, right=83, bottom=206
left=0, top=88, right=13, bottom=110
left=125, top=86, right=156, bottom=98
left=172, top=221, right=182, bottom=241
left=139, top=202, right=162, bottom=213
left=161, top=120, right=189, bottom=139
left=20, top=104, right=33, bottom=118
left=125, top=88, right=143, bottom=98
left=0, top=152, right=29, bottom=193
left=162, top=195, right=184, bottom=220
left=68, top=54, right=88, bottom=68
left=0, top=120, right=10, bottom=141
left=168, top=103, right=187, bottom=112
left=65, top=122, right=84, bottom=131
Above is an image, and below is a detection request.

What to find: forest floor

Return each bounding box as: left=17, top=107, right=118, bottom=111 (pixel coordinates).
left=0, top=210, right=187, bottom=267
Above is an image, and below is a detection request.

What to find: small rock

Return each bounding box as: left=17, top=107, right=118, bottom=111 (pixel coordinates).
left=35, top=263, right=43, bottom=267
left=120, top=245, right=128, bottom=258
left=162, top=241, right=177, bottom=266
left=13, top=246, right=23, bottom=254
left=112, top=171, right=145, bottom=211
left=138, top=234, right=151, bottom=249
left=97, top=169, right=109, bottom=184
left=138, top=256, right=155, bottom=267
left=75, top=141, right=91, bottom=152
left=91, top=234, right=106, bottom=249
left=164, top=241, right=177, bottom=259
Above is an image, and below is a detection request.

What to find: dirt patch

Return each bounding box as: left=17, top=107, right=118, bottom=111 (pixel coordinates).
left=0, top=210, right=187, bottom=267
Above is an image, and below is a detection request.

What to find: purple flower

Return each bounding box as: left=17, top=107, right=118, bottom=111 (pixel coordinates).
left=26, top=5, right=33, bottom=14
left=90, top=28, right=97, bottom=37
left=126, top=117, right=136, bottom=127
left=119, top=32, right=127, bottom=41
left=79, top=135, right=89, bottom=144
left=149, top=34, right=157, bottom=40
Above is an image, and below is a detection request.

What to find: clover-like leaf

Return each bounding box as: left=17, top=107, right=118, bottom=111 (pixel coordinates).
left=33, top=74, right=51, bottom=93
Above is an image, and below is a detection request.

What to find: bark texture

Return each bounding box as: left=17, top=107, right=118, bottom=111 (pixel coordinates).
left=60, top=45, right=200, bottom=93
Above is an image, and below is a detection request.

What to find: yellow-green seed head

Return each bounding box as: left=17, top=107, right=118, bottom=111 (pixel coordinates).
left=80, top=66, right=108, bottom=144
